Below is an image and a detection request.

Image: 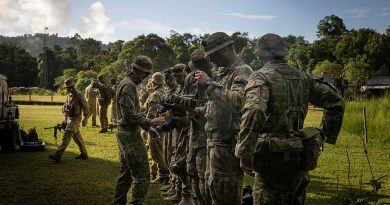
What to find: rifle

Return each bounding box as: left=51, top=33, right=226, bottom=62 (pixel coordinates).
left=170, top=94, right=207, bottom=110
left=44, top=121, right=66, bottom=147
left=108, top=123, right=118, bottom=132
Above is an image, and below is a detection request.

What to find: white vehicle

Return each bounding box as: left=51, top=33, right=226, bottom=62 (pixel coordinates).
left=0, top=74, right=21, bottom=152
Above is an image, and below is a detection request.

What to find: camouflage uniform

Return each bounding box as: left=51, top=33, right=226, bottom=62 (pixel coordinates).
left=51, top=79, right=90, bottom=160
left=94, top=75, right=113, bottom=132
left=85, top=82, right=98, bottom=126
left=235, top=34, right=344, bottom=205
left=185, top=49, right=212, bottom=205
left=199, top=32, right=253, bottom=205
left=113, top=56, right=153, bottom=205
left=145, top=72, right=169, bottom=181
left=110, top=78, right=118, bottom=125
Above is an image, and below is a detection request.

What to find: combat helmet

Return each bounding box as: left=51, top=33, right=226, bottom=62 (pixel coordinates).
left=256, top=33, right=287, bottom=57
left=151, top=72, right=165, bottom=85
left=188, top=48, right=211, bottom=70
left=171, top=63, right=186, bottom=76
left=132, top=55, right=153, bottom=74
left=64, top=78, right=75, bottom=88
left=202, top=32, right=234, bottom=56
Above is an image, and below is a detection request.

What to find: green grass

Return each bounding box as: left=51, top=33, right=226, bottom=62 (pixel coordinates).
left=0, top=97, right=390, bottom=204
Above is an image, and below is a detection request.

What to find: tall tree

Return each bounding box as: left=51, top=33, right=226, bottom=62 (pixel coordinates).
left=317, top=15, right=347, bottom=38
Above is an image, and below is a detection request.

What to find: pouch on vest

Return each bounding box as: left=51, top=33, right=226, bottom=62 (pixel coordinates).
left=253, top=127, right=323, bottom=172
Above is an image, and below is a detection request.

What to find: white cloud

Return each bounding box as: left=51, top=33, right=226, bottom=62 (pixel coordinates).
left=340, top=7, right=371, bottom=19
left=0, top=0, right=71, bottom=35
left=70, top=1, right=114, bottom=43
left=220, top=12, right=276, bottom=20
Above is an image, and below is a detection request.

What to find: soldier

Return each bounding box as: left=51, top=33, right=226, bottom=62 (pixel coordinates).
left=144, top=72, right=170, bottom=184
left=93, top=74, right=113, bottom=133
left=113, top=55, right=164, bottom=205
left=235, top=34, right=344, bottom=204
left=183, top=48, right=212, bottom=205
left=48, top=78, right=90, bottom=162
left=110, top=77, right=118, bottom=125
left=195, top=32, right=253, bottom=205
left=85, top=80, right=98, bottom=126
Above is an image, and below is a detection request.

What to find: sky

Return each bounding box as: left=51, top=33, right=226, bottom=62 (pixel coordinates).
left=0, top=0, right=389, bottom=43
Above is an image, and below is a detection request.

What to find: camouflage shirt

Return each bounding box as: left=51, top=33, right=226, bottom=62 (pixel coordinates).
left=200, top=59, right=253, bottom=146
left=235, top=61, right=344, bottom=164
left=63, top=90, right=90, bottom=118
left=145, top=87, right=165, bottom=120
left=116, top=72, right=151, bottom=131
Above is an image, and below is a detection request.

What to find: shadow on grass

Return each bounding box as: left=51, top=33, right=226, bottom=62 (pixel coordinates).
left=306, top=174, right=390, bottom=205
left=0, top=148, right=170, bottom=205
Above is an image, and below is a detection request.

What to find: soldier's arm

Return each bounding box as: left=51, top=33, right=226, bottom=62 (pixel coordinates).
left=79, top=93, right=90, bottom=118
left=235, top=72, right=270, bottom=167
left=119, top=86, right=151, bottom=131
left=309, top=77, right=345, bottom=144
left=206, top=66, right=252, bottom=111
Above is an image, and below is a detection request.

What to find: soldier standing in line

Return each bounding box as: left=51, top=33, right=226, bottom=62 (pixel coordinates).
left=110, top=77, right=118, bottom=125
left=48, top=78, right=90, bottom=162
left=235, top=34, right=344, bottom=204
left=113, top=55, right=164, bottom=205
left=194, top=32, right=253, bottom=205
left=165, top=63, right=192, bottom=205
left=93, top=74, right=113, bottom=133
left=85, top=80, right=98, bottom=127
left=144, top=72, right=170, bottom=184
left=183, top=48, right=213, bottom=205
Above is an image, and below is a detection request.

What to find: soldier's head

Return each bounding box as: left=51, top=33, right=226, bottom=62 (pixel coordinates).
left=131, top=55, right=153, bottom=82
left=97, top=74, right=106, bottom=84
left=202, top=32, right=236, bottom=67
left=189, top=48, right=212, bottom=75
left=254, top=33, right=287, bottom=63
left=164, top=67, right=176, bottom=88
left=150, top=72, right=165, bottom=89
left=172, top=63, right=186, bottom=85
left=64, top=78, right=76, bottom=93
left=109, top=77, right=117, bottom=85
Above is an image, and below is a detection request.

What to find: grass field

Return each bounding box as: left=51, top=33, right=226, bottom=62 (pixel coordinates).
left=0, top=98, right=390, bottom=204
left=11, top=95, right=66, bottom=103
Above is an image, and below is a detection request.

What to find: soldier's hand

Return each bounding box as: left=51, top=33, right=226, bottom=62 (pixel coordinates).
left=195, top=70, right=210, bottom=85
left=82, top=118, right=88, bottom=127
left=151, top=117, right=165, bottom=127
left=148, top=127, right=160, bottom=139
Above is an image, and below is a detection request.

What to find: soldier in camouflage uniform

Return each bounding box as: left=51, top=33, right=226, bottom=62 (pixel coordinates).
left=93, top=74, right=113, bottom=133
left=182, top=48, right=214, bottom=205
left=110, top=77, right=118, bottom=125
left=195, top=32, right=253, bottom=205
left=85, top=80, right=98, bottom=126
left=235, top=34, right=344, bottom=205
left=113, top=55, right=164, bottom=205
left=48, top=78, right=90, bottom=162
left=144, top=72, right=170, bottom=184
left=164, top=64, right=192, bottom=204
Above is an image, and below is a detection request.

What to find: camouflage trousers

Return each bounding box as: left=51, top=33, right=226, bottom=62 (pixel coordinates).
left=54, top=117, right=87, bottom=158
left=149, top=134, right=169, bottom=178
left=187, top=146, right=208, bottom=205
left=113, top=129, right=150, bottom=205
left=87, top=99, right=97, bottom=125
left=110, top=100, right=117, bottom=124
left=253, top=170, right=309, bottom=205
left=205, top=140, right=244, bottom=205
left=99, top=104, right=109, bottom=130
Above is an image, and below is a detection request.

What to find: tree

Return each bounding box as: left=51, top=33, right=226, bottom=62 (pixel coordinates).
left=286, top=36, right=310, bottom=71
left=0, top=44, right=38, bottom=87
left=311, top=60, right=343, bottom=77
left=317, top=15, right=347, bottom=38
left=344, top=56, right=371, bottom=87
left=166, top=31, right=201, bottom=63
